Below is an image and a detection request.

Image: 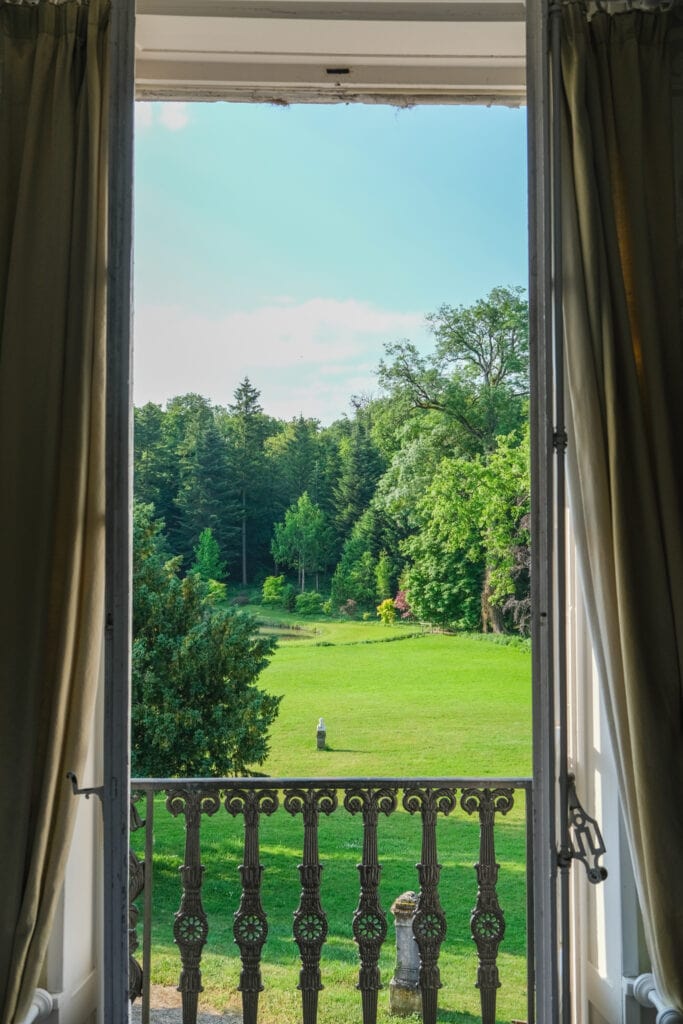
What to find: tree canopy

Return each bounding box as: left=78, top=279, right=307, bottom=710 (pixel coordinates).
left=134, top=286, right=530, bottom=634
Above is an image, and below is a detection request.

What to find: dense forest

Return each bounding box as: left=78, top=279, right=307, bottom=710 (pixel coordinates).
left=134, top=285, right=530, bottom=635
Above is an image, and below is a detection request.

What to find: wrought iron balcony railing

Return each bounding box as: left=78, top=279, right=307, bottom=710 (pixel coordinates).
left=129, top=776, right=534, bottom=1024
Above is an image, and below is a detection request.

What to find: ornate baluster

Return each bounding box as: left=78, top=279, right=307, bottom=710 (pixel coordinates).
left=226, top=788, right=279, bottom=1024
left=344, top=786, right=397, bottom=1024
left=460, top=787, right=514, bottom=1024
left=166, top=788, right=221, bottom=1024
left=284, top=787, right=338, bottom=1024
left=129, top=799, right=145, bottom=1002
left=402, top=786, right=457, bottom=1024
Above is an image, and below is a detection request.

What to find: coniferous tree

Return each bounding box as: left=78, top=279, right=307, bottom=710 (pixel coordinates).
left=131, top=503, right=279, bottom=777
left=333, top=417, right=383, bottom=542
left=175, top=417, right=238, bottom=568
left=192, top=527, right=228, bottom=583
left=226, top=378, right=270, bottom=586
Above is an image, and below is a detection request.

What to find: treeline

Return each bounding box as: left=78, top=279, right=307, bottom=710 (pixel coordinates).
left=134, top=286, right=530, bottom=634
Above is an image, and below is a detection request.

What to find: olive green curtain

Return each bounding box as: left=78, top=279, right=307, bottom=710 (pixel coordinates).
left=560, top=5, right=683, bottom=1008
left=0, top=1, right=109, bottom=1020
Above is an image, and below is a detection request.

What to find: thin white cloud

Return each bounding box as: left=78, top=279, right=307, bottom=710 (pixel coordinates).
left=134, top=103, right=153, bottom=130
left=133, top=298, right=429, bottom=422
left=158, top=103, right=190, bottom=131
left=134, top=102, right=190, bottom=132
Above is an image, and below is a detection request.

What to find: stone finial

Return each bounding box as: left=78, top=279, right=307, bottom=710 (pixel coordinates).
left=389, top=891, right=422, bottom=1017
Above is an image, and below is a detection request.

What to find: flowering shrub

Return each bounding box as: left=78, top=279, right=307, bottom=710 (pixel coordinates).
left=393, top=591, right=413, bottom=620
left=377, top=598, right=397, bottom=625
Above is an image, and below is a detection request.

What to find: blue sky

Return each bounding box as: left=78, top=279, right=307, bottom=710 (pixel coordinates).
left=134, top=101, right=528, bottom=422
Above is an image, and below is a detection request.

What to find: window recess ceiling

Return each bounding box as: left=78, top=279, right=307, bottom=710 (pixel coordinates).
left=135, top=0, right=526, bottom=104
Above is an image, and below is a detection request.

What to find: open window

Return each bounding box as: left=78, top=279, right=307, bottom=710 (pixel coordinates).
left=4, top=1, right=678, bottom=1022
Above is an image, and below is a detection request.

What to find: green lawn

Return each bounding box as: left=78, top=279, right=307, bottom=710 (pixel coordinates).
left=133, top=616, right=532, bottom=1023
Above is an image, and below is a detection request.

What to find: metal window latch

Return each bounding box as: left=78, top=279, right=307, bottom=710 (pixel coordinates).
left=67, top=771, right=104, bottom=803
left=559, top=773, right=607, bottom=884
left=552, top=427, right=568, bottom=452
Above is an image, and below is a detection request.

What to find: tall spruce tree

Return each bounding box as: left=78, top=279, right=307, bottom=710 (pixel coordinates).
left=333, top=417, right=383, bottom=542
left=175, top=417, right=238, bottom=568
left=227, top=378, right=269, bottom=586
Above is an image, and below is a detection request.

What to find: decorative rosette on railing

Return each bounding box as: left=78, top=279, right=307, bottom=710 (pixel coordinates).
left=402, top=786, right=457, bottom=1024
left=226, top=788, right=279, bottom=1024
left=344, top=786, right=398, bottom=1024
left=460, top=786, right=514, bottom=1024
left=284, top=787, right=338, bottom=1024
left=165, top=788, right=221, bottom=1024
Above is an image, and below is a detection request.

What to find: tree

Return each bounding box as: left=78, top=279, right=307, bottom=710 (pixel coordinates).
left=402, top=425, right=530, bottom=633
left=132, top=503, right=280, bottom=777
left=174, top=416, right=238, bottom=568
left=402, top=457, right=485, bottom=631
left=192, top=527, right=227, bottom=583
left=226, top=377, right=270, bottom=586
left=375, top=551, right=393, bottom=602
left=378, top=286, right=528, bottom=456
left=271, top=492, right=332, bottom=592
left=333, top=415, right=384, bottom=541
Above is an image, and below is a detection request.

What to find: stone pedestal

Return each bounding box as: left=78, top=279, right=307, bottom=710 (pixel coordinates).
left=316, top=717, right=326, bottom=749
left=389, top=891, right=422, bottom=1017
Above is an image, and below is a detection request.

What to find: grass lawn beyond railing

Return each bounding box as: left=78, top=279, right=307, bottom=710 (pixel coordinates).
left=131, top=619, right=532, bottom=1024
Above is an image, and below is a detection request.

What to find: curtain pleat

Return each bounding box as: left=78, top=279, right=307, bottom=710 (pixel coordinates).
left=0, top=2, right=109, bottom=1020
left=561, top=5, right=683, bottom=1008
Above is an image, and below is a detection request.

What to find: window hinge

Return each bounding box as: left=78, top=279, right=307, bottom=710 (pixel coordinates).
left=558, top=773, right=607, bottom=884
left=67, top=770, right=104, bottom=803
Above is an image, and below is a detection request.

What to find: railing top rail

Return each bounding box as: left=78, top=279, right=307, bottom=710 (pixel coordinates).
left=131, top=774, right=533, bottom=791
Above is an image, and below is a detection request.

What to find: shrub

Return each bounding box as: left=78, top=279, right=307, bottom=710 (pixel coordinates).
left=282, top=583, right=297, bottom=611
left=231, top=591, right=250, bottom=606
left=393, top=590, right=413, bottom=620
left=376, top=598, right=397, bottom=625
left=295, top=591, right=325, bottom=616
left=339, top=599, right=358, bottom=618
left=262, top=574, right=286, bottom=606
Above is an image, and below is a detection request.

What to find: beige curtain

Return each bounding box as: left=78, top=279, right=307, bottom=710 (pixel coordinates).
left=0, top=1, right=109, bottom=1020
left=561, top=4, right=683, bottom=1009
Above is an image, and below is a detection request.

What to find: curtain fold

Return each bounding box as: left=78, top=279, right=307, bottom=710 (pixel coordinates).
left=560, top=4, right=683, bottom=1008
left=0, top=1, right=109, bottom=1020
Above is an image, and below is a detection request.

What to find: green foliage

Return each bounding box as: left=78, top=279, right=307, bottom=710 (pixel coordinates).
left=131, top=503, right=280, bottom=777
left=376, top=598, right=396, bottom=625
left=378, top=285, right=528, bottom=457
left=133, top=286, right=530, bottom=637
left=333, top=415, right=384, bottom=541
left=374, top=550, right=393, bottom=602
left=271, top=492, right=333, bottom=592
left=191, top=527, right=227, bottom=583
left=225, top=377, right=274, bottom=586
left=262, top=574, right=286, bottom=606
left=330, top=539, right=377, bottom=611
left=294, top=591, right=325, bottom=616
left=403, top=425, right=530, bottom=633
left=281, top=583, right=297, bottom=611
